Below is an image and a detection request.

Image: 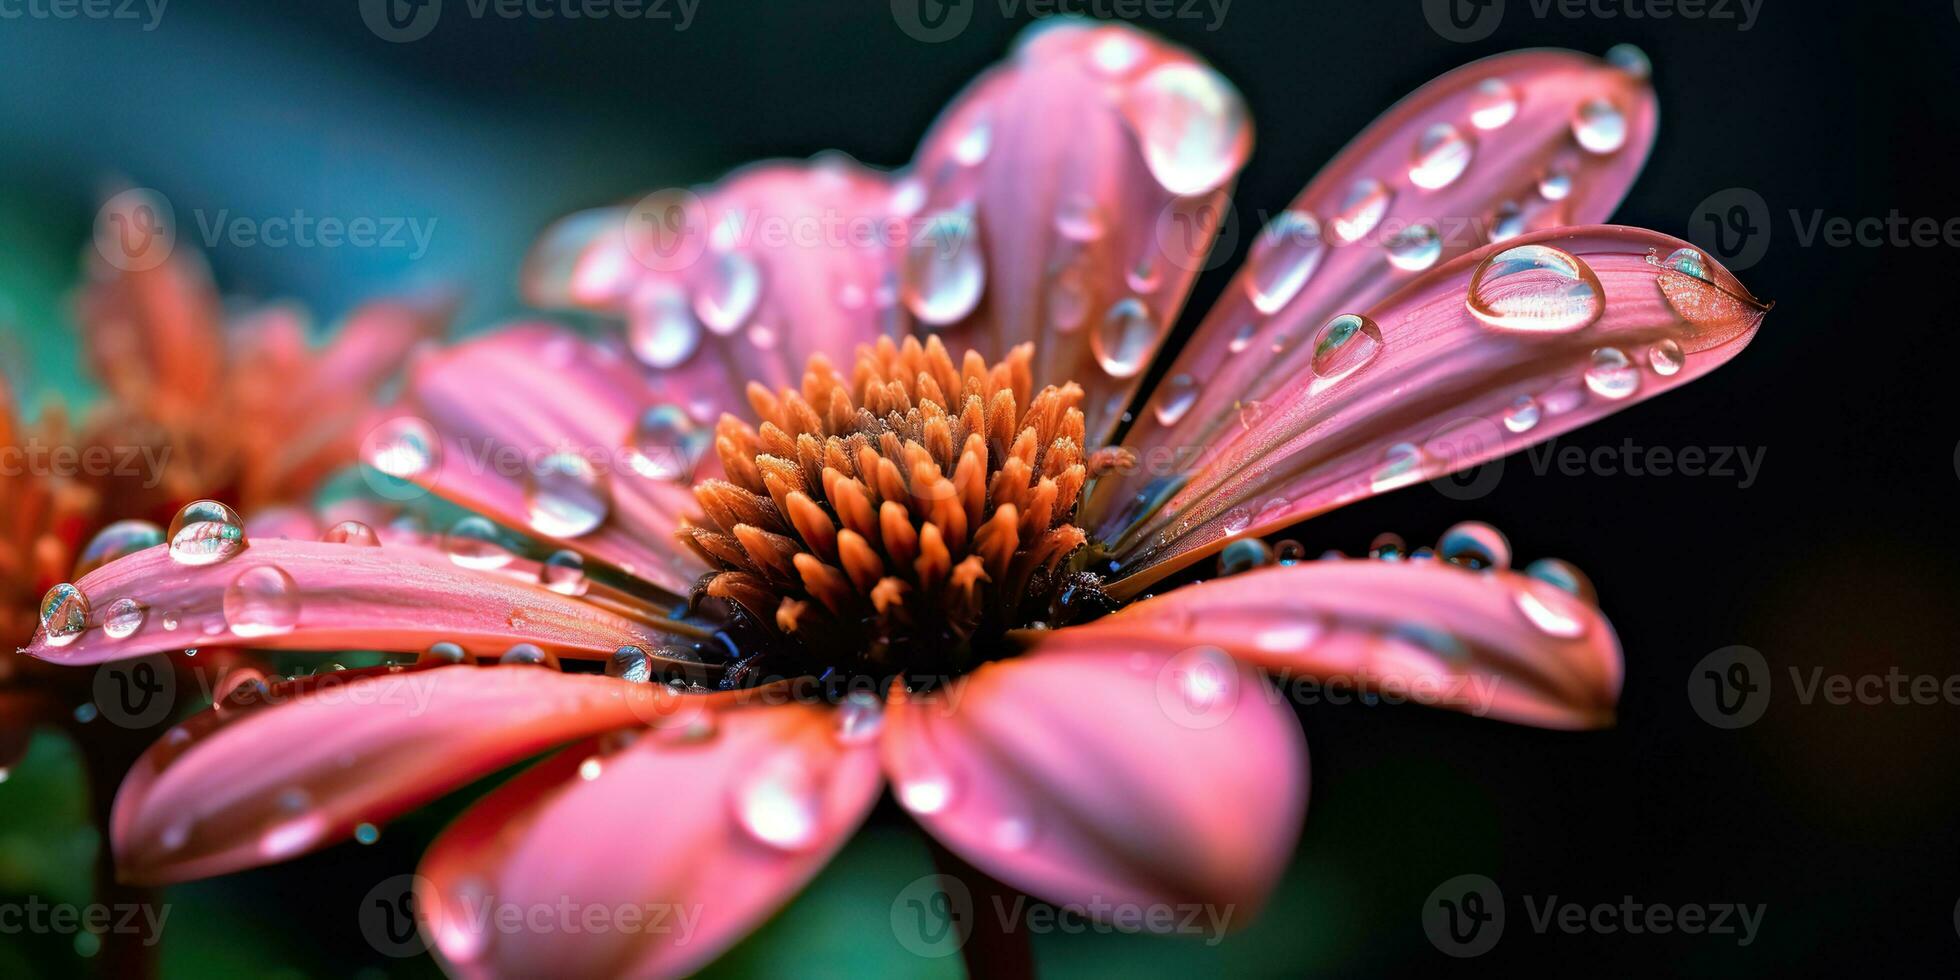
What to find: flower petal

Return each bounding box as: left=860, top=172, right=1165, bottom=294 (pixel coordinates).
left=1041, top=559, right=1621, bottom=729
left=78, top=218, right=226, bottom=425
left=525, top=156, right=902, bottom=422
left=1117, top=48, right=1656, bottom=482
left=884, top=645, right=1306, bottom=919
left=20, top=539, right=681, bottom=665
left=381, top=323, right=709, bottom=595
left=110, top=665, right=697, bottom=884
left=1093, top=226, right=1768, bottom=589
left=417, top=701, right=882, bottom=979
left=905, top=20, right=1251, bottom=445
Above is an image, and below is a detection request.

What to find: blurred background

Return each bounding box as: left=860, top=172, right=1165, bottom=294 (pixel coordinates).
left=4, top=1, right=1958, bottom=976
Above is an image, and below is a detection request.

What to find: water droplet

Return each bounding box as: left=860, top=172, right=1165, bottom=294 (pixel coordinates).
left=1437, top=521, right=1512, bottom=571
left=540, top=549, right=588, bottom=596
left=1236, top=399, right=1267, bottom=431
left=1606, top=43, right=1651, bottom=79
left=1332, top=178, right=1392, bottom=242
left=835, top=690, right=885, bottom=744
left=1055, top=193, right=1104, bottom=241
left=898, top=770, right=954, bottom=815
left=1121, top=62, right=1249, bottom=195
left=223, top=565, right=300, bottom=638
left=1274, top=540, right=1307, bottom=564
left=693, top=248, right=762, bottom=334
left=627, top=404, right=708, bottom=482
left=75, top=520, right=164, bottom=576
left=1222, top=507, right=1252, bottom=534
left=1310, top=313, right=1384, bottom=381
left=167, top=500, right=246, bottom=566
left=321, top=521, right=380, bottom=547
left=1370, top=443, right=1429, bottom=493
left=39, top=584, right=90, bottom=646
left=1502, top=394, right=1542, bottom=433
left=354, top=822, right=381, bottom=845
left=1246, top=211, right=1324, bottom=313
left=1090, top=30, right=1145, bottom=75
left=1469, top=78, right=1519, bottom=129
left=1572, top=98, right=1628, bottom=154
left=1538, top=167, right=1573, bottom=201
left=1092, top=297, right=1159, bottom=379
left=1466, top=244, right=1605, bottom=333
left=1384, top=222, right=1441, bottom=271
left=102, top=597, right=147, bottom=639
left=1153, top=374, right=1199, bottom=426
left=1659, top=246, right=1708, bottom=281
left=525, top=452, right=610, bottom=538
left=627, top=282, right=701, bottom=369
left=1228, top=322, right=1257, bottom=353
left=1525, top=557, right=1596, bottom=603
left=499, top=643, right=561, bottom=669
left=1410, top=123, right=1474, bottom=190
left=363, top=417, right=439, bottom=480
left=1126, top=253, right=1163, bottom=293
left=606, top=645, right=652, bottom=683
left=1216, top=537, right=1271, bottom=575
left=421, top=642, right=469, bottom=666
left=1370, top=533, right=1406, bottom=560
left=1647, top=339, right=1685, bottom=376
left=952, top=114, right=992, bottom=166
left=1584, top=347, right=1640, bottom=400
left=732, top=750, right=822, bottom=852
left=161, top=610, right=180, bottom=632
left=259, top=814, right=328, bottom=860
left=1490, top=201, right=1526, bottom=243
left=444, top=516, right=512, bottom=570
left=1515, top=580, right=1588, bottom=638
left=904, top=209, right=985, bottom=327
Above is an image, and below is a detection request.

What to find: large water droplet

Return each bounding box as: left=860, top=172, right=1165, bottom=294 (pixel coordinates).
left=1469, top=78, right=1519, bottom=129
left=1310, top=313, right=1383, bottom=381
left=606, top=645, right=652, bottom=683
left=903, top=209, right=985, bottom=327
left=731, top=750, right=822, bottom=852
left=1384, top=222, right=1442, bottom=271
left=1648, top=339, right=1685, bottom=376
left=1410, top=123, right=1474, bottom=190
left=39, top=583, right=89, bottom=646
left=1121, top=62, right=1249, bottom=195
left=693, top=248, right=762, bottom=334
left=540, top=549, right=588, bottom=596
left=1332, top=178, right=1392, bottom=242
left=1515, top=580, right=1588, bottom=638
left=1584, top=347, right=1640, bottom=400
left=1466, top=244, right=1605, bottom=333
left=75, top=520, right=164, bottom=577
left=167, top=500, right=247, bottom=566
left=1245, top=211, right=1324, bottom=313
left=1502, top=394, right=1542, bottom=433
left=1572, top=98, right=1628, bottom=154
left=444, top=516, right=512, bottom=570
left=1154, top=374, right=1199, bottom=426
left=525, top=452, right=610, bottom=538
left=102, top=597, right=147, bottom=639
left=223, top=566, right=300, bottom=638
left=321, top=521, right=380, bottom=547
left=1438, top=521, right=1512, bottom=571
left=1092, top=297, right=1159, bottom=378
left=1659, top=246, right=1708, bottom=281
left=627, top=282, right=701, bottom=369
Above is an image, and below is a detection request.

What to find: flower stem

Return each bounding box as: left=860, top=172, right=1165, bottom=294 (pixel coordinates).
left=927, top=838, right=1038, bottom=979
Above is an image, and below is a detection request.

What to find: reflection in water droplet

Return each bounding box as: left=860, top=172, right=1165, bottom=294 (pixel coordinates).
left=167, top=500, right=247, bottom=567
left=1490, top=201, right=1526, bottom=243
left=1466, top=244, right=1605, bottom=333
left=1516, top=580, right=1588, bottom=638
left=1154, top=374, right=1199, bottom=426
left=1572, top=98, right=1628, bottom=154
left=76, top=520, right=164, bottom=577
left=1660, top=247, right=1708, bottom=281
left=1503, top=394, right=1542, bottom=433
left=1438, top=521, right=1512, bottom=571
left=693, top=248, right=762, bottom=335
left=1410, top=123, right=1474, bottom=190
left=627, top=283, right=701, bottom=369
left=1246, top=211, right=1323, bottom=313
left=364, top=417, right=439, bottom=481
left=1332, top=178, right=1392, bottom=242
left=1092, top=298, right=1159, bottom=378
left=39, top=584, right=90, bottom=646
left=1469, top=78, right=1519, bottom=129
left=1648, top=339, right=1685, bottom=376
left=904, top=209, right=986, bottom=327
left=321, top=521, right=380, bottom=547
left=1584, top=347, right=1640, bottom=399
left=1384, top=223, right=1442, bottom=271
left=525, top=452, right=611, bottom=538
left=224, top=565, right=301, bottom=638
left=1310, top=313, right=1384, bottom=381
left=1121, top=62, right=1249, bottom=195
left=835, top=690, right=885, bottom=744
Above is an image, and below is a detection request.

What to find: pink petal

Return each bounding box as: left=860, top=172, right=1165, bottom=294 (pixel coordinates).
left=884, top=646, right=1306, bottom=919
left=1042, top=559, right=1621, bottom=729
left=20, top=538, right=682, bottom=665
left=379, top=323, right=709, bottom=595
left=1093, top=226, right=1768, bottom=589
left=111, top=665, right=699, bottom=884
left=417, top=701, right=882, bottom=978
left=904, top=20, right=1251, bottom=445
left=525, top=157, right=901, bottom=422
left=1117, top=49, right=1656, bottom=482
left=78, top=208, right=226, bottom=424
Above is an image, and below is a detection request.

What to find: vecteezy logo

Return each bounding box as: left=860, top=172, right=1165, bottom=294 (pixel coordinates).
left=1687, top=645, right=1770, bottom=729
left=1155, top=646, right=1241, bottom=730
left=891, top=873, right=974, bottom=958
left=1421, top=0, right=1504, bottom=43
left=360, top=874, right=434, bottom=957
left=1427, top=416, right=1506, bottom=502
left=94, top=189, right=176, bottom=273
left=1687, top=187, right=1771, bottom=272
left=623, top=188, right=708, bottom=274
left=360, top=0, right=442, bottom=42
left=92, top=654, right=175, bottom=728
left=1153, top=195, right=1239, bottom=274
left=1422, top=873, right=1504, bottom=957
left=890, top=0, right=972, bottom=43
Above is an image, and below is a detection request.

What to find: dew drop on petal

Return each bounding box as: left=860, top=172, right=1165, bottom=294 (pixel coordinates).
left=167, top=500, right=247, bottom=567
left=1245, top=211, right=1324, bottom=313
left=102, top=597, right=147, bottom=639
left=1370, top=443, right=1429, bottom=493
left=1525, top=557, right=1597, bottom=603
left=1502, top=394, right=1542, bottom=433
left=1092, top=297, right=1159, bottom=379
left=903, top=209, right=986, bottom=327
left=1228, top=322, right=1257, bottom=354
left=76, top=520, right=164, bottom=576
left=223, top=566, right=300, bottom=638
left=1216, top=537, right=1272, bottom=575
left=732, top=750, right=822, bottom=852
left=1659, top=246, right=1708, bottom=281
left=1572, top=98, right=1628, bottom=154
left=540, top=549, right=588, bottom=596
left=420, top=642, right=469, bottom=666
left=363, top=417, right=439, bottom=480
left=1332, top=178, right=1392, bottom=242
left=1648, top=339, right=1685, bottom=376
left=1515, top=579, right=1589, bottom=638
left=628, top=404, right=708, bottom=482
left=1054, top=193, right=1104, bottom=241
left=1121, top=62, right=1249, bottom=196
left=1409, top=123, right=1474, bottom=190
left=1310, top=313, right=1384, bottom=381
left=692, top=248, right=762, bottom=335
left=1370, top=533, right=1406, bottom=560
left=1606, top=43, right=1652, bottom=80
left=835, top=690, right=885, bottom=744
left=499, top=643, right=561, bottom=670
left=321, top=521, right=380, bottom=547
left=1384, top=222, right=1442, bottom=271
left=1466, top=244, right=1605, bottom=333
left=1153, top=373, right=1199, bottom=426
left=1468, top=78, right=1519, bottom=129
left=1584, top=347, right=1640, bottom=400
left=443, top=516, right=512, bottom=570
left=606, top=645, right=652, bottom=683
left=1538, top=167, right=1573, bottom=201
left=1490, top=201, right=1526, bottom=243
left=952, top=113, right=992, bottom=166
left=39, top=584, right=90, bottom=647
left=258, top=814, right=328, bottom=860
left=525, top=452, right=610, bottom=538
left=1437, top=521, right=1512, bottom=571
left=626, top=283, right=702, bottom=369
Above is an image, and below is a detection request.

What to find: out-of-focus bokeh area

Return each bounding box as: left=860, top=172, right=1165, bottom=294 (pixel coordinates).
left=5, top=2, right=1960, bottom=977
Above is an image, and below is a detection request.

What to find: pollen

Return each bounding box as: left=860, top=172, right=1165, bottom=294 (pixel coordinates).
left=679, top=335, right=1092, bottom=680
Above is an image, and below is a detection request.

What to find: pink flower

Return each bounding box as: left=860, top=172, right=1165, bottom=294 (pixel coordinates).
left=21, top=23, right=1765, bottom=977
